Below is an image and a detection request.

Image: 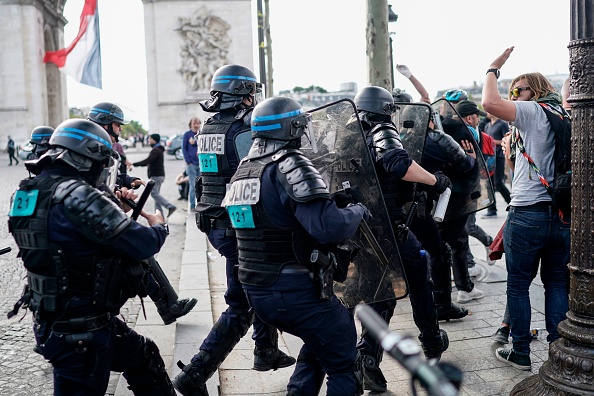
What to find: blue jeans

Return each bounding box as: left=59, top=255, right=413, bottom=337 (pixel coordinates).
left=503, top=206, right=570, bottom=356
left=186, top=163, right=200, bottom=210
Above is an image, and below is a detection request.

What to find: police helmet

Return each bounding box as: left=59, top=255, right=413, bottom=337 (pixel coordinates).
left=30, top=126, right=54, bottom=157
left=200, top=65, right=263, bottom=112
left=392, top=88, right=414, bottom=103
left=354, top=86, right=396, bottom=116
left=50, top=119, right=113, bottom=164
left=251, top=97, right=316, bottom=150
left=30, top=126, right=54, bottom=146
left=87, top=102, right=129, bottom=126
left=443, top=89, right=469, bottom=103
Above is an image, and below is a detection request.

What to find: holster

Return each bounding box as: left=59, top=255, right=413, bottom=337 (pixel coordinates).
left=310, top=250, right=336, bottom=300
left=196, top=212, right=212, bottom=234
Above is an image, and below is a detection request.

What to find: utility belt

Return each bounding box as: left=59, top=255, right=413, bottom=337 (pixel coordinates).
left=196, top=212, right=235, bottom=236
left=51, top=312, right=111, bottom=333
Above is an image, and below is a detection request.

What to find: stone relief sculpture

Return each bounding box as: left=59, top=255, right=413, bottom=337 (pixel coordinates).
left=176, top=6, right=231, bottom=92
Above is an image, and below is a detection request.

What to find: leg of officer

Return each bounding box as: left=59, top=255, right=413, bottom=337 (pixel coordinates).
left=110, top=318, right=176, bottom=395
left=244, top=273, right=359, bottom=396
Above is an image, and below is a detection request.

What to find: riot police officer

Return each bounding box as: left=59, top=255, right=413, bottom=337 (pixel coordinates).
left=352, top=86, right=450, bottom=391
left=29, top=126, right=54, bottom=159
left=88, top=102, right=197, bottom=326
left=8, top=119, right=175, bottom=395
left=174, top=65, right=295, bottom=396
left=226, top=96, right=369, bottom=395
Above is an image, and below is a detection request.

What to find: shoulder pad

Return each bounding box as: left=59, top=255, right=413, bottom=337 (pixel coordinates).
left=276, top=151, right=330, bottom=202
left=370, top=123, right=403, bottom=157
left=59, top=181, right=131, bottom=244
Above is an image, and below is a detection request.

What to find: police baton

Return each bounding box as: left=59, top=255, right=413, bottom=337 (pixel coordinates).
left=355, top=304, right=460, bottom=396
left=0, top=247, right=11, bottom=255
left=131, top=179, right=155, bottom=221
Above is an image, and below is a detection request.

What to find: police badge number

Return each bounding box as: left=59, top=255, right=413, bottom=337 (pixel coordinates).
left=9, top=189, right=39, bottom=217
left=221, top=178, right=260, bottom=229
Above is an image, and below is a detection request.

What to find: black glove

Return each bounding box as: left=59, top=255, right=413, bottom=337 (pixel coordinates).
left=432, top=171, right=451, bottom=195
left=332, top=190, right=353, bottom=209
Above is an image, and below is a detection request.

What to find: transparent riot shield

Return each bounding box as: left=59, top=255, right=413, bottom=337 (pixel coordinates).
left=233, top=130, right=253, bottom=161
left=392, top=102, right=432, bottom=165
left=430, top=98, right=495, bottom=221
left=302, top=99, right=408, bottom=307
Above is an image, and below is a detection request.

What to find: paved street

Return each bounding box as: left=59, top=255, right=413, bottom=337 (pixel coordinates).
left=0, top=144, right=559, bottom=396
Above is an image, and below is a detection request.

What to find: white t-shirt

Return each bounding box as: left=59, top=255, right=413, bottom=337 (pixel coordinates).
left=509, top=101, right=555, bottom=206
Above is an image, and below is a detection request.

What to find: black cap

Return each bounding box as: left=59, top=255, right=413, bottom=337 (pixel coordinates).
left=455, top=100, right=487, bottom=118
left=150, top=133, right=160, bottom=143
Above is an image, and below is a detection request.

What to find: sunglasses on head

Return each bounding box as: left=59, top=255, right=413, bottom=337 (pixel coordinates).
left=510, top=87, right=531, bottom=98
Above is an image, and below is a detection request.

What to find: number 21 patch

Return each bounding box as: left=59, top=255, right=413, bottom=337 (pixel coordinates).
left=227, top=205, right=255, bottom=228
left=10, top=190, right=39, bottom=217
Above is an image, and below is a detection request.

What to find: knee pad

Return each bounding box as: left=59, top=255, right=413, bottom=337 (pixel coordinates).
left=124, top=336, right=176, bottom=395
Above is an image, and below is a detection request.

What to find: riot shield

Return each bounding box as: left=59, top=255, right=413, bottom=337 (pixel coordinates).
left=392, top=102, right=432, bottom=165
left=430, top=98, right=494, bottom=221
left=302, top=99, right=408, bottom=307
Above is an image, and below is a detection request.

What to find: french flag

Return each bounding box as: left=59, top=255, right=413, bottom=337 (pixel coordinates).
left=44, top=0, right=102, bottom=89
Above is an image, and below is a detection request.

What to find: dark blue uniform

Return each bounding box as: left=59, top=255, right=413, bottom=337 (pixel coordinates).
left=14, top=166, right=172, bottom=396
left=363, top=131, right=442, bottom=352
left=233, top=159, right=366, bottom=395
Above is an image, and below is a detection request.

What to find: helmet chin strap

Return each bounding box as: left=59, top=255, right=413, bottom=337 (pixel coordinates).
left=107, top=124, right=119, bottom=142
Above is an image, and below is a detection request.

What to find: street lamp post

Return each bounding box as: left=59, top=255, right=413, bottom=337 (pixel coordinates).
left=511, top=1, right=594, bottom=394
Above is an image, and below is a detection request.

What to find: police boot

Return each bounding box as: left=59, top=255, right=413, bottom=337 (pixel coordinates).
left=253, top=326, right=296, bottom=371
left=155, top=297, right=198, bottom=325
left=421, top=329, right=449, bottom=362
left=173, top=361, right=209, bottom=396
left=436, top=302, right=468, bottom=322
left=360, top=353, right=387, bottom=392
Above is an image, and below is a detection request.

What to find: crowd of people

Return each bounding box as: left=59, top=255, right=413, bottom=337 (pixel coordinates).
left=5, top=45, right=571, bottom=395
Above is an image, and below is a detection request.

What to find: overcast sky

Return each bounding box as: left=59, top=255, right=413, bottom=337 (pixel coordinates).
left=64, top=0, right=571, bottom=130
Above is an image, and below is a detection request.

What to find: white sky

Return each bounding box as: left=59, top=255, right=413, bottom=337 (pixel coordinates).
left=64, top=0, right=571, bottom=130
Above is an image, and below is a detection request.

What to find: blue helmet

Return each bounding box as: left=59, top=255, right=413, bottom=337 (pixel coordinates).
left=51, top=119, right=113, bottom=164
left=87, top=102, right=129, bottom=126
left=251, top=97, right=312, bottom=141
left=200, top=64, right=262, bottom=112
left=443, top=89, right=468, bottom=103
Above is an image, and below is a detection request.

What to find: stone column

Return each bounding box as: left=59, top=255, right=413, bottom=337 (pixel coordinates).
left=511, top=1, right=594, bottom=394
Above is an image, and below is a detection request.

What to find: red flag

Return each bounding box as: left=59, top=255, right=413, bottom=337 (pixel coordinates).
left=44, top=0, right=102, bottom=89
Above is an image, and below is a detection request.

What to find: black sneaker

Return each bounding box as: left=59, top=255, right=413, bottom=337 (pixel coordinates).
left=481, top=211, right=498, bottom=219
left=421, top=329, right=449, bottom=362
left=492, top=326, right=510, bottom=344
left=253, top=347, right=296, bottom=371
left=168, top=206, right=177, bottom=218
left=436, top=303, right=468, bottom=321
left=495, top=348, right=531, bottom=371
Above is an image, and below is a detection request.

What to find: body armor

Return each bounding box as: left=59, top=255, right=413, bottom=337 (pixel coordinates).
left=368, top=123, right=414, bottom=209
left=224, top=149, right=330, bottom=287
left=9, top=174, right=142, bottom=318
left=196, top=111, right=251, bottom=219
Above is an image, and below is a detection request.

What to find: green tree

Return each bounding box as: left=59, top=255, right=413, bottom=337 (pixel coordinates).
left=122, top=120, right=147, bottom=139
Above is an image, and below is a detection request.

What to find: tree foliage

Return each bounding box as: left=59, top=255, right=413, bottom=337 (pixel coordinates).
left=292, top=85, right=328, bottom=94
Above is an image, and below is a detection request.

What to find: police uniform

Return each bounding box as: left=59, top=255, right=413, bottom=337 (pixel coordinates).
left=224, top=97, right=368, bottom=395
left=351, top=87, right=450, bottom=392
left=174, top=65, right=294, bottom=396
left=8, top=119, right=175, bottom=396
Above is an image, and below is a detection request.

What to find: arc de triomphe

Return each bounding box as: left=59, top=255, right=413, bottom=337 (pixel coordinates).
left=0, top=0, right=254, bottom=144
